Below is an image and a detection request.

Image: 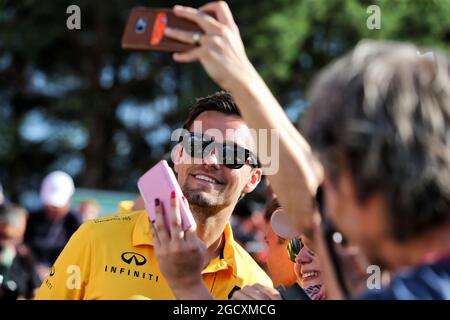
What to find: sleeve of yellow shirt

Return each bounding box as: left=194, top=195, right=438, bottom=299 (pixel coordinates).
left=34, top=222, right=93, bottom=300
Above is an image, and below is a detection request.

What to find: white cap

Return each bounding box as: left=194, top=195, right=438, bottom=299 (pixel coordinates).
left=40, top=171, right=75, bottom=208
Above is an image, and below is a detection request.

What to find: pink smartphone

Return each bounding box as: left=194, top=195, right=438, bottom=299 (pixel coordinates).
left=137, top=160, right=196, bottom=232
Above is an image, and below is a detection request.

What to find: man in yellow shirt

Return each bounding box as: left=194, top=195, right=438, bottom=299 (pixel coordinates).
left=35, top=91, right=272, bottom=299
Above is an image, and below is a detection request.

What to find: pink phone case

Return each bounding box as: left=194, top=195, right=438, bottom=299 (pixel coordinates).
left=137, top=160, right=196, bottom=232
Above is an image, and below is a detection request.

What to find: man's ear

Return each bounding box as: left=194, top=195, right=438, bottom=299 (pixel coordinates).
left=243, top=168, right=262, bottom=194
left=172, top=144, right=183, bottom=174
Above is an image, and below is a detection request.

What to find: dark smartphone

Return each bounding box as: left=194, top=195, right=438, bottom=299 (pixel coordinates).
left=277, top=284, right=311, bottom=300
left=121, top=7, right=203, bottom=52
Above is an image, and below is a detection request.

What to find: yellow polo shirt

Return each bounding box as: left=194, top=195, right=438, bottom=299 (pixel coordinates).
left=35, top=210, right=272, bottom=300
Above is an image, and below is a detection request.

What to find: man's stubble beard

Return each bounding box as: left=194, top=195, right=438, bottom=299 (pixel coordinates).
left=182, top=185, right=232, bottom=224
left=185, top=190, right=221, bottom=207
left=185, top=189, right=226, bottom=210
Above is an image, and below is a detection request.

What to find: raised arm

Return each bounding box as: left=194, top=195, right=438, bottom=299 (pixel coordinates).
left=164, top=2, right=322, bottom=236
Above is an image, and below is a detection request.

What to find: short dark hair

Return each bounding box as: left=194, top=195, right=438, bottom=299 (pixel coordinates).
left=264, top=197, right=281, bottom=223
left=264, top=197, right=286, bottom=243
left=183, top=91, right=241, bottom=130
left=302, top=41, right=450, bottom=241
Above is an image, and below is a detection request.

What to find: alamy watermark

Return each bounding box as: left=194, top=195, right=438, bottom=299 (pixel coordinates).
left=366, top=264, right=391, bottom=290
left=66, top=5, right=81, bottom=30
left=66, top=4, right=380, bottom=31
left=367, top=5, right=381, bottom=30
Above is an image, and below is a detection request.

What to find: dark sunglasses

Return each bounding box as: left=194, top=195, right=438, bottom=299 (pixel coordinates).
left=179, top=132, right=259, bottom=170
left=287, top=238, right=303, bottom=262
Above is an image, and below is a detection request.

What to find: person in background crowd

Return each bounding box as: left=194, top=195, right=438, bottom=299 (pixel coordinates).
left=233, top=205, right=327, bottom=300
left=230, top=201, right=266, bottom=265
left=0, top=204, right=41, bottom=300
left=117, top=199, right=136, bottom=214
left=288, top=235, right=325, bottom=300
left=25, top=171, right=81, bottom=280
left=270, top=207, right=326, bottom=300
left=262, top=198, right=297, bottom=289
left=230, top=201, right=253, bottom=246
left=76, top=199, right=100, bottom=222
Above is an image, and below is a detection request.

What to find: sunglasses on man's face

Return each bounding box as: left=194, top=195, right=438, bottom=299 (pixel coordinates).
left=179, top=132, right=259, bottom=170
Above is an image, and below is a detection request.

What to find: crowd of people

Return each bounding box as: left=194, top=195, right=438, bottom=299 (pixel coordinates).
left=0, top=172, right=102, bottom=299
left=2, top=1, right=450, bottom=301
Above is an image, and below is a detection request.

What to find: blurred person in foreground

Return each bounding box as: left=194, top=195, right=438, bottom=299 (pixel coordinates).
left=25, top=171, right=81, bottom=280
left=261, top=198, right=297, bottom=289
left=151, top=2, right=450, bottom=299
left=0, top=204, right=41, bottom=299
left=34, top=92, right=272, bottom=300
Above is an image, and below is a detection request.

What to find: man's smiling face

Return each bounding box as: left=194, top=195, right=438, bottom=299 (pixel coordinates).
left=174, top=111, right=261, bottom=212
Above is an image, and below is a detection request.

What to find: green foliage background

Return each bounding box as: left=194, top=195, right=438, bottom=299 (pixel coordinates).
left=0, top=0, right=449, bottom=205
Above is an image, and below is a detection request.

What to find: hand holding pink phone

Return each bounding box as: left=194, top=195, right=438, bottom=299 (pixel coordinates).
left=137, top=160, right=196, bottom=232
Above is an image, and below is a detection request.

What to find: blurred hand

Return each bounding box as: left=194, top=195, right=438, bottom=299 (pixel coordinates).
left=164, top=2, right=257, bottom=91
left=150, top=193, right=209, bottom=299
left=231, top=283, right=282, bottom=300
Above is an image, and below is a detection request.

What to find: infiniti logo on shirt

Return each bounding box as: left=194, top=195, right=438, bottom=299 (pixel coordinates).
left=121, top=252, right=147, bottom=266
left=104, top=252, right=158, bottom=282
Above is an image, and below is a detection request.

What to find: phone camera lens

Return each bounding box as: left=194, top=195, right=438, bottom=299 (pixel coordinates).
left=135, top=17, right=146, bottom=33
